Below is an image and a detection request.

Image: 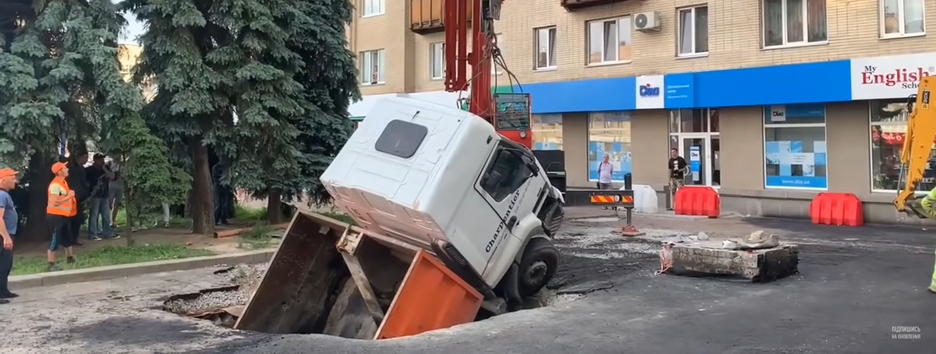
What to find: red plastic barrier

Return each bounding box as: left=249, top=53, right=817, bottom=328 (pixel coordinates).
left=674, top=186, right=720, bottom=218
left=809, top=193, right=864, bottom=226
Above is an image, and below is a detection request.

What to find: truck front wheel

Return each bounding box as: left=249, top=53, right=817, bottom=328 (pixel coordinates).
left=517, top=237, right=560, bottom=298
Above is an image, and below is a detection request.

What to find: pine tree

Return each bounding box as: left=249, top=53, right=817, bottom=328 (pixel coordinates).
left=122, top=0, right=303, bottom=233
left=0, top=0, right=140, bottom=241
left=237, top=0, right=359, bottom=223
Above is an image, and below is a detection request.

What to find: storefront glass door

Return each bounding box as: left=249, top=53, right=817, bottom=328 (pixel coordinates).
left=679, top=134, right=719, bottom=187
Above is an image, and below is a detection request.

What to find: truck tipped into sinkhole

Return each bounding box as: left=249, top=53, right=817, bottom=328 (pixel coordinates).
left=170, top=98, right=566, bottom=340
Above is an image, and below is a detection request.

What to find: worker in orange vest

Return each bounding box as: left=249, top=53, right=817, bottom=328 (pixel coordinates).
left=47, top=162, right=77, bottom=272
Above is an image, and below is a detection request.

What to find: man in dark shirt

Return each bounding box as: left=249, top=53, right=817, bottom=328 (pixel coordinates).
left=0, top=168, right=19, bottom=304
left=66, top=152, right=89, bottom=246
left=85, top=154, right=118, bottom=241
left=667, top=148, right=689, bottom=210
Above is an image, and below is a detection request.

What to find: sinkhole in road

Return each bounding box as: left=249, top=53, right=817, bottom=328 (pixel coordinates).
left=160, top=264, right=589, bottom=339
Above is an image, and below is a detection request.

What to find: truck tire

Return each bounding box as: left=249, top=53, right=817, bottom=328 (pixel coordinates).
left=517, top=237, right=559, bottom=298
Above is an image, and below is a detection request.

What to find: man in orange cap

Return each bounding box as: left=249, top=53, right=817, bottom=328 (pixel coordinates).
left=0, top=168, right=19, bottom=303
left=47, top=162, right=77, bottom=272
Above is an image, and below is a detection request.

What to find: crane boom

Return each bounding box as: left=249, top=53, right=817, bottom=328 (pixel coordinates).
left=443, top=0, right=532, bottom=148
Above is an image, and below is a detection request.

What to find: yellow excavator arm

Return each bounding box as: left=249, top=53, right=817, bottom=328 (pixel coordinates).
left=895, top=76, right=936, bottom=218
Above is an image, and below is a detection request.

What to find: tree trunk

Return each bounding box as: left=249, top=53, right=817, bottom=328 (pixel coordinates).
left=124, top=190, right=135, bottom=247
left=22, top=153, right=53, bottom=243
left=189, top=136, right=215, bottom=234
left=266, top=190, right=283, bottom=224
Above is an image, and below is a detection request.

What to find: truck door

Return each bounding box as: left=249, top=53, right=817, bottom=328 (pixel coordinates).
left=474, top=140, right=534, bottom=260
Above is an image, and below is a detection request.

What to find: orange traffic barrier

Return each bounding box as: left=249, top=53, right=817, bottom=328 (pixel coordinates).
left=375, top=249, right=482, bottom=339
left=809, top=193, right=863, bottom=226
left=674, top=186, right=719, bottom=218
left=213, top=223, right=289, bottom=238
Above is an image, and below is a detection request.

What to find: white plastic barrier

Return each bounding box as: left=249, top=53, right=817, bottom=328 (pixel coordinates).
left=619, top=184, right=658, bottom=214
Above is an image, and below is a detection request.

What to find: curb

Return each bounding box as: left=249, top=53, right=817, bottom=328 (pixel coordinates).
left=9, top=249, right=276, bottom=289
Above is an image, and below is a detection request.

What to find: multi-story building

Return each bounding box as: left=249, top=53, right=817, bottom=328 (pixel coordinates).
left=350, top=0, right=936, bottom=223
left=117, top=44, right=156, bottom=102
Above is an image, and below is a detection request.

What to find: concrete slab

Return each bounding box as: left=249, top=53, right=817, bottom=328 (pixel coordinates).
left=668, top=243, right=800, bottom=282
left=8, top=249, right=275, bottom=289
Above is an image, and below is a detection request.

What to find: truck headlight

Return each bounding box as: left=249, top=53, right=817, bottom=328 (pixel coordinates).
left=519, top=131, right=527, bottom=138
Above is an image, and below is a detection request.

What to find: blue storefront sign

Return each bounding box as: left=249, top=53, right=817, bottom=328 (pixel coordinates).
left=663, top=73, right=695, bottom=109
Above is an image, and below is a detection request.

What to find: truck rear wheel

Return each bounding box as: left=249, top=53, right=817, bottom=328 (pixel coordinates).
left=517, top=237, right=559, bottom=298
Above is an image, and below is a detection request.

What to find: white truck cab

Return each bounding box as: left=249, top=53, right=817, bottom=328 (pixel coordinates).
left=321, top=97, right=564, bottom=310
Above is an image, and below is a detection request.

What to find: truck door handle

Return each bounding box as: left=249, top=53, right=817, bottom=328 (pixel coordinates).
left=506, top=216, right=518, bottom=231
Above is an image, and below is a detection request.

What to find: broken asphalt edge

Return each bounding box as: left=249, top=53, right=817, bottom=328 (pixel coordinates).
left=8, top=249, right=276, bottom=289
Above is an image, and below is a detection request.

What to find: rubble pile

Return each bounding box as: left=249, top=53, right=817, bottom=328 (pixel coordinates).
left=163, top=263, right=270, bottom=315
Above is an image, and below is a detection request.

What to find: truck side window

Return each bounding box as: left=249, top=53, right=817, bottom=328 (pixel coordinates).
left=375, top=119, right=428, bottom=159
left=480, top=143, right=532, bottom=202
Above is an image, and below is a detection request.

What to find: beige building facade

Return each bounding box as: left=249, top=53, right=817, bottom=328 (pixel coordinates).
left=348, top=0, right=936, bottom=224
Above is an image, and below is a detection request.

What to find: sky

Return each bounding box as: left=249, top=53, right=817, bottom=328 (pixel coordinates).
left=119, top=12, right=145, bottom=44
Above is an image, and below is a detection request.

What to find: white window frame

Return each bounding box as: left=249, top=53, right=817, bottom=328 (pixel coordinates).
left=360, top=49, right=385, bottom=85
left=586, top=16, right=631, bottom=66
left=762, top=105, right=828, bottom=190
left=761, top=0, right=829, bottom=49
left=879, top=0, right=926, bottom=38
left=534, top=26, right=557, bottom=70
left=676, top=5, right=709, bottom=57
left=361, top=0, right=385, bottom=18
left=430, top=42, right=444, bottom=80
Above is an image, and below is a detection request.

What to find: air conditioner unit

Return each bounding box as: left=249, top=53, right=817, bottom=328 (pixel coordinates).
left=634, top=12, right=660, bottom=32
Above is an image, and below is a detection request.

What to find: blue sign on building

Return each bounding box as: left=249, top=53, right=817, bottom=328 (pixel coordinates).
left=663, top=73, right=695, bottom=109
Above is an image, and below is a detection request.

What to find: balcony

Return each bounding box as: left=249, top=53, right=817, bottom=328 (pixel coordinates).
left=410, top=0, right=472, bottom=34
left=561, top=0, right=629, bottom=11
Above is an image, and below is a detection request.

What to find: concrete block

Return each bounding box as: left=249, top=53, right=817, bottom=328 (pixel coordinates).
left=668, top=243, right=799, bottom=282
left=9, top=249, right=276, bottom=289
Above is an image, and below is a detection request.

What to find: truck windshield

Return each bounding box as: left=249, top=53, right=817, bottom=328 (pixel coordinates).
left=375, top=119, right=428, bottom=159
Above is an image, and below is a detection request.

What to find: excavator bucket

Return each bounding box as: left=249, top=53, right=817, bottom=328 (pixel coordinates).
left=234, top=211, right=483, bottom=340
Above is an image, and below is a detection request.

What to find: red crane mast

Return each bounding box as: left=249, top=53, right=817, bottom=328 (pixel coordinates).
left=443, top=0, right=532, bottom=149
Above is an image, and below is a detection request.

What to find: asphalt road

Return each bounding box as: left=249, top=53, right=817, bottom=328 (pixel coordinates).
left=3, top=213, right=936, bottom=353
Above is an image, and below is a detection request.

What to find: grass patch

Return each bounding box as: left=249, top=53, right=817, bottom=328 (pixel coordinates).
left=237, top=224, right=277, bottom=249
left=235, top=205, right=267, bottom=221
left=11, top=244, right=215, bottom=276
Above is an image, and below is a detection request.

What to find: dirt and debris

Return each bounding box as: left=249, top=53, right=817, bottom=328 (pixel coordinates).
left=163, top=264, right=267, bottom=316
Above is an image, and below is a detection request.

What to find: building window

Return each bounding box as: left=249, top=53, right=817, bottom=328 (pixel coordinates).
left=360, top=49, right=385, bottom=85
left=763, top=104, right=827, bottom=189
left=362, top=0, right=384, bottom=17
left=430, top=42, right=444, bottom=80
left=532, top=114, right=562, bottom=150
left=870, top=99, right=935, bottom=191
left=677, top=5, right=709, bottom=56
left=588, top=112, right=631, bottom=182
left=586, top=17, right=632, bottom=65
left=535, top=27, right=557, bottom=69
left=881, top=0, right=925, bottom=37
left=762, top=0, right=828, bottom=48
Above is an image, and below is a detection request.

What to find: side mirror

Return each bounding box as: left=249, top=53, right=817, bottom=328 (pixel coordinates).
left=521, top=155, right=539, bottom=177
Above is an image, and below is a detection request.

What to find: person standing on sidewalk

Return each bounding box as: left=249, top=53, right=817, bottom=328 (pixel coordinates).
left=667, top=148, right=689, bottom=210
left=597, top=154, right=616, bottom=211
left=66, top=152, right=89, bottom=246
left=85, top=153, right=119, bottom=241
left=0, top=168, right=19, bottom=303
left=47, top=162, right=77, bottom=272
left=107, top=158, right=123, bottom=229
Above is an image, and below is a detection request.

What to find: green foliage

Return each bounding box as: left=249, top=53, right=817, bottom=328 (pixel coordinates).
left=11, top=243, right=213, bottom=275
left=108, top=111, right=191, bottom=228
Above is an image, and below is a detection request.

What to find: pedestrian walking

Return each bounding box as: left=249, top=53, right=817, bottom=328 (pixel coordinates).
left=597, top=154, right=616, bottom=211
left=0, top=168, right=19, bottom=303
left=66, top=152, right=89, bottom=246
left=47, top=162, right=77, bottom=272
left=667, top=148, right=689, bottom=210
